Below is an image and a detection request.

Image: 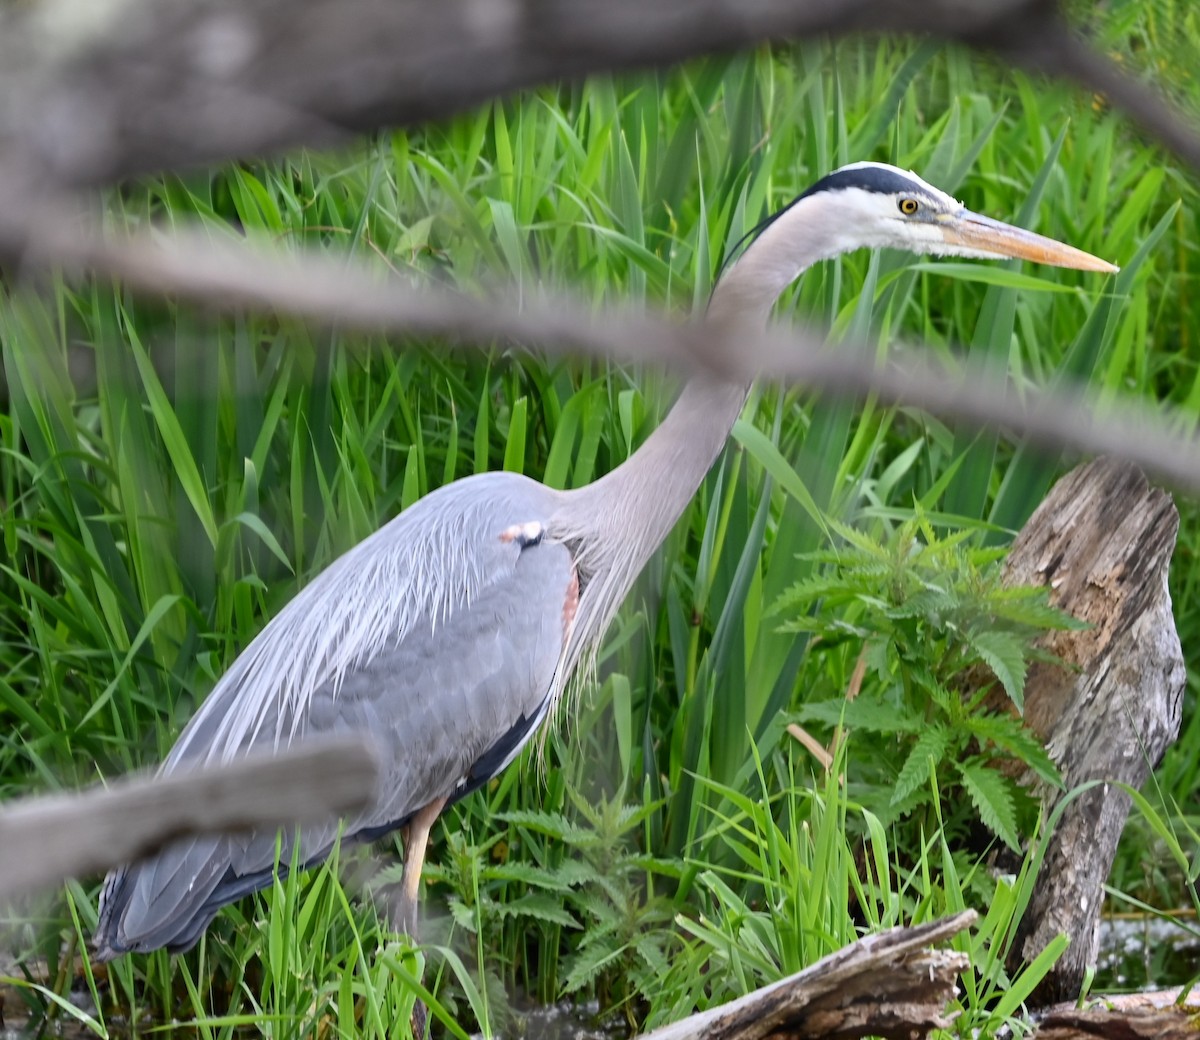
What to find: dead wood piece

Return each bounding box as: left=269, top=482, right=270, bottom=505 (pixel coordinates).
left=639, top=911, right=975, bottom=1040
left=0, top=736, right=380, bottom=902
left=998, top=458, right=1185, bottom=1005
left=1035, top=1004, right=1200, bottom=1039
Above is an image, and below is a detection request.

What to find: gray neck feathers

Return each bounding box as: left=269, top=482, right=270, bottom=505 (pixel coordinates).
left=552, top=190, right=835, bottom=679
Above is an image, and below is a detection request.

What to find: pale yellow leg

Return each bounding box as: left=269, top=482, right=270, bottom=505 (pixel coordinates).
left=392, top=797, right=446, bottom=938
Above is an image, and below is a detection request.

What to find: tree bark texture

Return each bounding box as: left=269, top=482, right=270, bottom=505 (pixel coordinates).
left=1000, top=457, right=1185, bottom=1005
left=1036, top=998, right=1200, bottom=1040
left=638, top=911, right=975, bottom=1040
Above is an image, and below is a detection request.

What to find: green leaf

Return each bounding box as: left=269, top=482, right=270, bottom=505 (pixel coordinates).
left=447, top=896, right=480, bottom=933
left=902, top=262, right=1082, bottom=293
left=891, top=724, right=951, bottom=807
left=988, top=591, right=1086, bottom=631
left=477, top=862, right=562, bottom=887
left=493, top=809, right=576, bottom=839
left=561, top=937, right=626, bottom=994
left=798, top=698, right=921, bottom=734
left=958, top=759, right=1020, bottom=852
left=991, top=933, right=1069, bottom=1022
left=224, top=511, right=295, bottom=572
left=128, top=331, right=219, bottom=548
left=497, top=893, right=581, bottom=928
left=966, top=714, right=1062, bottom=790
left=503, top=395, right=528, bottom=472
left=970, top=629, right=1029, bottom=711
left=732, top=419, right=828, bottom=538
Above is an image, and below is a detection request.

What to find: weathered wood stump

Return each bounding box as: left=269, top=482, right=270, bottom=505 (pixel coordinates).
left=999, top=457, right=1185, bottom=1004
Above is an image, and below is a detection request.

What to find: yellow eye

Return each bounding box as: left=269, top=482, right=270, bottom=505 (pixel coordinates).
left=899, top=198, right=920, bottom=216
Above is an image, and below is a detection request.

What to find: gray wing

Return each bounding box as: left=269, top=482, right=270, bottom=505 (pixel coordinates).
left=95, top=472, right=574, bottom=956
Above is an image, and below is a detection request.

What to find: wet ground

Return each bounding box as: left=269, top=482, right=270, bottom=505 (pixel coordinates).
left=504, top=1000, right=625, bottom=1040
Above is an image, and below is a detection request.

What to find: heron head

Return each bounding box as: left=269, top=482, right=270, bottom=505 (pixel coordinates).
left=804, top=161, right=1118, bottom=272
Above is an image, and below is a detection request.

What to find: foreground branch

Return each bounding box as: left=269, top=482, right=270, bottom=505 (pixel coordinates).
left=14, top=220, right=1200, bottom=493
left=0, top=0, right=1053, bottom=185
left=0, top=0, right=1197, bottom=190
left=0, top=737, right=380, bottom=901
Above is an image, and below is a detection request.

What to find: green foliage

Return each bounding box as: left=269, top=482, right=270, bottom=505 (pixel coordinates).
left=1, top=6, right=1198, bottom=1037
left=781, top=512, right=1078, bottom=850
left=424, top=789, right=679, bottom=1024
left=638, top=740, right=1069, bottom=1036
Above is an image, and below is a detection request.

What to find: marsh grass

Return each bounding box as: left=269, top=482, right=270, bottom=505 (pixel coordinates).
left=2, top=15, right=1199, bottom=1039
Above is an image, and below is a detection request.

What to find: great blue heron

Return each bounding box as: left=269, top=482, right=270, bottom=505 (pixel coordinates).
left=93, top=162, right=1116, bottom=958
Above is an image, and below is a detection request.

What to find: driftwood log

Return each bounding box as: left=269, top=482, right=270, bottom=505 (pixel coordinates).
left=0, top=736, right=379, bottom=902
left=1036, top=1003, right=1200, bottom=1040
left=648, top=460, right=1181, bottom=1040
left=1032, top=989, right=1200, bottom=1039
left=998, top=457, right=1185, bottom=1004
left=639, top=911, right=975, bottom=1040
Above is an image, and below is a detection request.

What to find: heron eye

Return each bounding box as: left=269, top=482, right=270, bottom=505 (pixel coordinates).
left=899, top=198, right=920, bottom=216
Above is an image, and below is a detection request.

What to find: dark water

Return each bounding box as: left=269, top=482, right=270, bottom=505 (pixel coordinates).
left=1094, top=912, right=1200, bottom=991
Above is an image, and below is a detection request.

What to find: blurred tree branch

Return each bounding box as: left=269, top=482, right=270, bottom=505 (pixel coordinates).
left=0, top=0, right=1196, bottom=188
left=16, top=219, right=1200, bottom=492
left=0, top=737, right=379, bottom=901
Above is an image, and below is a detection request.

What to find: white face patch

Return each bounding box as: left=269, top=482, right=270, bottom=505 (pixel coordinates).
left=790, top=162, right=979, bottom=256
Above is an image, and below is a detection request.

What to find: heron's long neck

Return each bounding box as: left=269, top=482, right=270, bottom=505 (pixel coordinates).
left=572, top=372, right=751, bottom=559
left=564, top=190, right=839, bottom=559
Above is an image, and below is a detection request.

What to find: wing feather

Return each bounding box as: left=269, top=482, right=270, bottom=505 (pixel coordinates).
left=168, top=472, right=560, bottom=766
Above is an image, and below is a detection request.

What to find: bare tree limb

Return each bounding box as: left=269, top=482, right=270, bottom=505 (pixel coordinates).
left=0, top=0, right=1197, bottom=193
left=14, top=217, right=1199, bottom=493
left=991, top=16, right=1200, bottom=172
left=0, top=736, right=380, bottom=901
left=0, top=0, right=1039, bottom=186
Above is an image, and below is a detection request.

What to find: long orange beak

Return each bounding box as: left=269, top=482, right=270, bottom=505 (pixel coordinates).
left=939, top=210, right=1119, bottom=273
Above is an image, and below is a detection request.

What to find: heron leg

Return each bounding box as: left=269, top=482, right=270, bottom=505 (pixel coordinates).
left=390, top=799, right=446, bottom=1040
left=391, top=796, right=446, bottom=938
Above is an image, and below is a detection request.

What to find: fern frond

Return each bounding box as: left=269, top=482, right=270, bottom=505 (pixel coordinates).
left=970, top=629, right=1029, bottom=710
left=958, top=759, right=1021, bottom=852
left=891, top=724, right=951, bottom=807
